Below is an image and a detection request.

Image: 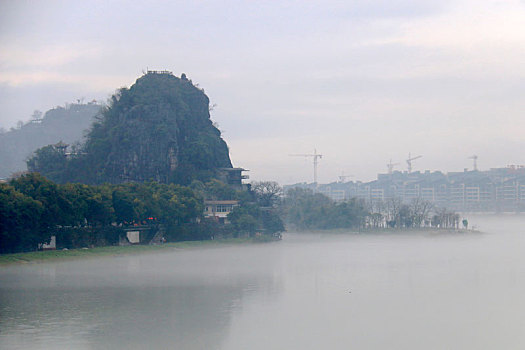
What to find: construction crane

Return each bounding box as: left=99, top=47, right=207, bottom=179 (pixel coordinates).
left=338, top=171, right=354, bottom=183
left=289, top=149, right=323, bottom=187
left=387, top=159, right=400, bottom=174
left=406, top=153, right=422, bottom=173
left=468, top=155, right=478, bottom=171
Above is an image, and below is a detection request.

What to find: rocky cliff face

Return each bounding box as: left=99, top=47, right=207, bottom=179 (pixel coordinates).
left=28, top=72, right=233, bottom=185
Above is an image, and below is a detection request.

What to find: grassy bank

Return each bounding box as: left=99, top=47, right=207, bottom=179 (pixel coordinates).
left=0, top=238, right=262, bottom=266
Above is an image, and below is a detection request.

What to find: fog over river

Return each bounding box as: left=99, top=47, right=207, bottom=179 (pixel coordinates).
left=2, top=215, right=525, bottom=349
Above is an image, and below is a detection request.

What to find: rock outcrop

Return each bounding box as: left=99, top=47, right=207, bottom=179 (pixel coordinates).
left=28, top=72, right=233, bottom=185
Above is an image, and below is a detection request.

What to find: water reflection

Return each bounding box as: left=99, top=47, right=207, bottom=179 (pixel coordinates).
left=0, top=245, right=283, bottom=350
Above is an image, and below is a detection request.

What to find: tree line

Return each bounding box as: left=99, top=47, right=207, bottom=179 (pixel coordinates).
left=1, top=176, right=461, bottom=254
left=0, top=174, right=284, bottom=254
left=281, top=187, right=460, bottom=230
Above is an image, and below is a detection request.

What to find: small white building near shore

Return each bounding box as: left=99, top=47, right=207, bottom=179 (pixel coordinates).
left=204, top=200, right=239, bottom=224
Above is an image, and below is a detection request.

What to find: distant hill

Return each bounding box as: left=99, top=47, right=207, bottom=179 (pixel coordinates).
left=0, top=103, right=101, bottom=178
left=27, top=72, right=233, bottom=185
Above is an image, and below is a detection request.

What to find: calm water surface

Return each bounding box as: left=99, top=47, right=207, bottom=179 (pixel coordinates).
left=2, top=215, right=525, bottom=349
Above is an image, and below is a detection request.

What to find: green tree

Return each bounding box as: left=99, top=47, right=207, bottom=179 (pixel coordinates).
left=204, top=179, right=237, bottom=200
left=26, top=145, right=68, bottom=183
left=283, top=187, right=366, bottom=230
left=10, top=173, right=75, bottom=227
left=228, top=204, right=260, bottom=236
left=0, top=183, right=45, bottom=253
left=260, top=209, right=285, bottom=234
left=112, top=188, right=136, bottom=224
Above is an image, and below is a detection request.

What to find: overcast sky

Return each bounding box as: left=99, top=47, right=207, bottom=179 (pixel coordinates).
left=1, top=0, right=525, bottom=184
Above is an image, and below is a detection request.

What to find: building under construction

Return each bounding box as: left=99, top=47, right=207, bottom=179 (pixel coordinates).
left=286, top=166, right=525, bottom=212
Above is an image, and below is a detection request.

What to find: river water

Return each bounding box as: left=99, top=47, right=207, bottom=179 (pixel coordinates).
left=1, top=215, right=525, bottom=349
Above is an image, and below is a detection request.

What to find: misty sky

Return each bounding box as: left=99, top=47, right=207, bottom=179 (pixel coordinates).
left=1, top=0, right=525, bottom=184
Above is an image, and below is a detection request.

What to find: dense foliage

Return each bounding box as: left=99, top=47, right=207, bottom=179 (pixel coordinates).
left=283, top=187, right=368, bottom=229
left=0, top=182, right=45, bottom=253
left=228, top=204, right=284, bottom=236
left=27, top=73, right=232, bottom=185
left=191, top=179, right=284, bottom=237
left=224, top=181, right=285, bottom=236
left=283, top=187, right=459, bottom=230
left=0, top=174, right=285, bottom=254
left=0, top=173, right=205, bottom=253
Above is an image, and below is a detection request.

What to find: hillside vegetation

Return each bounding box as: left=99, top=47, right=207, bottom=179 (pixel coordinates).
left=28, top=72, right=232, bottom=185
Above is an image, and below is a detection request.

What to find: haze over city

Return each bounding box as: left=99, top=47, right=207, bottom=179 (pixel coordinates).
left=1, top=0, right=525, bottom=184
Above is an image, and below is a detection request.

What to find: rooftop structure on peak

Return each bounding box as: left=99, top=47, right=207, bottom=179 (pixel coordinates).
left=146, top=70, right=173, bottom=75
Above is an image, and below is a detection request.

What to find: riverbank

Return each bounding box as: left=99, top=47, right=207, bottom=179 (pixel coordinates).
left=357, top=227, right=481, bottom=234
left=0, top=237, right=276, bottom=266
left=289, top=227, right=482, bottom=235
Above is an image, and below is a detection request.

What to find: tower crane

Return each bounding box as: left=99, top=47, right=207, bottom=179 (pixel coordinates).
left=468, top=155, right=478, bottom=171
left=387, top=159, right=400, bottom=174
left=406, top=153, right=422, bottom=173
left=289, top=149, right=323, bottom=188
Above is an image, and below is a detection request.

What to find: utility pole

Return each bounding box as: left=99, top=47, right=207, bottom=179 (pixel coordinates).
left=289, top=149, right=323, bottom=189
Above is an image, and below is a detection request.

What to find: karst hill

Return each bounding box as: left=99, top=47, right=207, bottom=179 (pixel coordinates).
left=28, top=71, right=233, bottom=185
